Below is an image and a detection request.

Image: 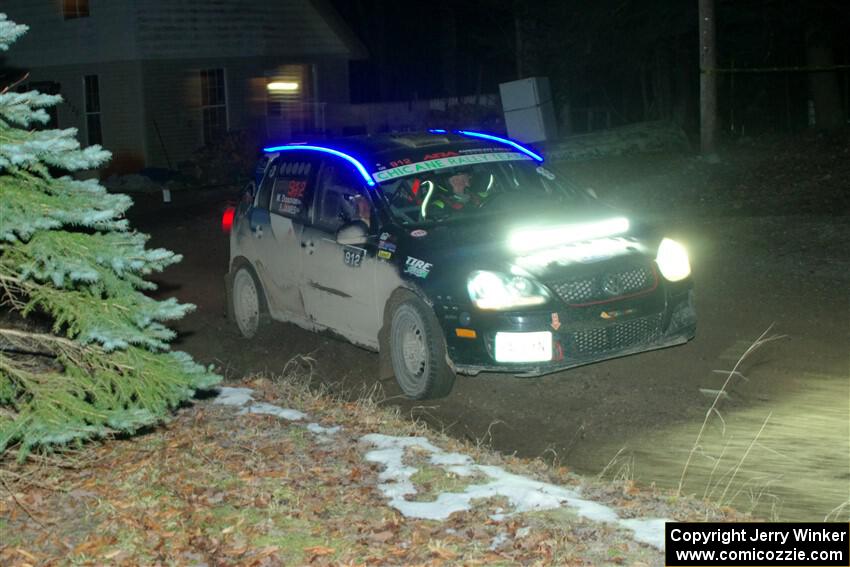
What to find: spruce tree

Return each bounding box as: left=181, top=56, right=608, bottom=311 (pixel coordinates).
left=0, top=14, right=219, bottom=456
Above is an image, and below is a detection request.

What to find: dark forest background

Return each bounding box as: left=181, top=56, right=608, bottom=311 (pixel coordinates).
left=330, top=0, right=850, bottom=139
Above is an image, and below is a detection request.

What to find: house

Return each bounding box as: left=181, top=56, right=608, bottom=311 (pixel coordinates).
left=0, top=0, right=365, bottom=173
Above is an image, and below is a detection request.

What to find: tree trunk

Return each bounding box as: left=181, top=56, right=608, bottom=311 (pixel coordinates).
left=673, top=34, right=696, bottom=139
left=805, top=4, right=845, bottom=130
left=653, top=43, right=673, bottom=121
left=640, top=65, right=651, bottom=120
left=699, top=0, right=718, bottom=155
left=806, top=43, right=845, bottom=130
left=514, top=14, right=524, bottom=79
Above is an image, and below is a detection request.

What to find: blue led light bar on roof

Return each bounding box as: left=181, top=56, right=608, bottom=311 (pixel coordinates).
left=455, top=130, right=544, bottom=162
left=262, top=144, right=375, bottom=186
left=428, top=128, right=447, bottom=134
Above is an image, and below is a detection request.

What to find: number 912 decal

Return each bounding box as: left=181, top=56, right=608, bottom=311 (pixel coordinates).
left=343, top=245, right=365, bottom=267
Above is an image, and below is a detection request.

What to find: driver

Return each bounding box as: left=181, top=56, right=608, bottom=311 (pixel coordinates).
left=431, top=169, right=485, bottom=212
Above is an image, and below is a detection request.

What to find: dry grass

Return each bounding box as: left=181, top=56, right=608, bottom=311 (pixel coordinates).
left=678, top=327, right=785, bottom=503
left=1, top=357, right=753, bottom=565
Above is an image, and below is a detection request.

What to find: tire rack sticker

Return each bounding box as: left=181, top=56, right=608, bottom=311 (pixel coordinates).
left=404, top=257, right=432, bottom=278
left=343, top=245, right=365, bottom=268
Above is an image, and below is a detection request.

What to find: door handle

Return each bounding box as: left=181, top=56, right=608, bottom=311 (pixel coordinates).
left=251, top=225, right=263, bottom=238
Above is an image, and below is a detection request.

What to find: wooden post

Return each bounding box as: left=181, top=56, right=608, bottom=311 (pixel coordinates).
left=699, top=0, right=718, bottom=155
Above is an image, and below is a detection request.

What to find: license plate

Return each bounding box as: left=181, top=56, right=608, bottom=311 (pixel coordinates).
left=494, top=331, right=552, bottom=363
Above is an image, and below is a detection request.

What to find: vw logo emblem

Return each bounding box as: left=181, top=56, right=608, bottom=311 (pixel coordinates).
left=602, top=274, right=624, bottom=296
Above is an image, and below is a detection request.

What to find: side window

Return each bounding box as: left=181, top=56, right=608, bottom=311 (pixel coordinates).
left=255, top=160, right=278, bottom=209
left=269, top=156, right=317, bottom=220
left=314, top=162, right=373, bottom=234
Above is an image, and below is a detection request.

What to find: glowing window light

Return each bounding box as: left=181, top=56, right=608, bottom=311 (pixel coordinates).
left=267, top=81, right=300, bottom=92
left=262, top=145, right=375, bottom=186
left=455, top=130, right=544, bottom=162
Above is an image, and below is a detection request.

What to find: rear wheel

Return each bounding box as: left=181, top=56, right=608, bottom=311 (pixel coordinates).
left=230, top=265, right=266, bottom=338
left=389, top=298, right=455, bottom=399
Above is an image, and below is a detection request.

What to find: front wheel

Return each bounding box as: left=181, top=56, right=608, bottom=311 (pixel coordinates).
left=389, top=298, right=455, bottom=399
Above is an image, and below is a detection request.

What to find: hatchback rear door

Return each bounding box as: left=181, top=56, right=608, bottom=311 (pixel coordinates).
left=251, top=152, right=319, bottom=325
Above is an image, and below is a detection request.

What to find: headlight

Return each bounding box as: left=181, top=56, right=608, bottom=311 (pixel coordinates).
left=656, top=238, right=691, bottom=282
left=467, top=270, right=551, bottom=310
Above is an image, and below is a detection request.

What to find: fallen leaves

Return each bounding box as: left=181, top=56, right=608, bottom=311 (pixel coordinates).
left=0, top=381, right=670, bottom=566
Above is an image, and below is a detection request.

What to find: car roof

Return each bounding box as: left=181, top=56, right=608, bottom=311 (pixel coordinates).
left=262, top=130, right=544, bottom=171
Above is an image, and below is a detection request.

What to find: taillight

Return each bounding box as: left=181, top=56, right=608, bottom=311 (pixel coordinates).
left=221, top=206, right=235, bottom=233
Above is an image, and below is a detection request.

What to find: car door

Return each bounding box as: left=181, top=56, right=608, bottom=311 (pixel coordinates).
left=299, top=159, right=381, bottom=348
left=251, top=152, right=318, bottom=325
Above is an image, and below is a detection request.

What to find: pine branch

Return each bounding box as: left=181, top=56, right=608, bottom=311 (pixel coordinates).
left=0, top=12, right=220, bottom=456
left=0, top=327, right=79, bottom=357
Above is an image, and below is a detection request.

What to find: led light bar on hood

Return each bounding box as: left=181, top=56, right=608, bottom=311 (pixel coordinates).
left=508, top=217, right=630, bottom=253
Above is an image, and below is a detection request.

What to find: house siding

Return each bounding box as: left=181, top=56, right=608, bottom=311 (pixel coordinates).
left=133, top=0, right=352, bottom=60
left=2, top=1, right=362, bottom=171
left=140, top=57, right=279, bottom=168
left=21, top=61, right=147, bottom=174
left=2, top=0, right=357, bottom=66
left=1, top=1, right=138, bottom=66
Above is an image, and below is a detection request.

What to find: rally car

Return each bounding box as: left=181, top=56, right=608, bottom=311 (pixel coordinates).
left=224, top=130, right=695, bottom=399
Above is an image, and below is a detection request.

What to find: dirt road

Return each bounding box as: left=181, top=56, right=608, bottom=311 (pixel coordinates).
left=134, top=153, right=850, bottom=521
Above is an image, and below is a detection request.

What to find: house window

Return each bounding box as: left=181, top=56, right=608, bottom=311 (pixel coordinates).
left=63, top=0, right=90, bottom=19
left=201, top=68, right=228, bottom=145
left=84, top=75, right=102, bottom=146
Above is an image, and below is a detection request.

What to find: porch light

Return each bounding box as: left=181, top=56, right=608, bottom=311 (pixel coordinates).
left=267, top=81, right=300, bottom=92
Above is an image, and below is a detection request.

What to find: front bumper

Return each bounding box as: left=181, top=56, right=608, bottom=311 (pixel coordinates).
left=438, top=285, right=696, bottom=377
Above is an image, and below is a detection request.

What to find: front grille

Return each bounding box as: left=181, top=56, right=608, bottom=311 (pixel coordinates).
left=547, top=264, right=655, bottom=305
left=549, top=278, right=594, bottom=303
left=571, top=313, right=663, bottom=355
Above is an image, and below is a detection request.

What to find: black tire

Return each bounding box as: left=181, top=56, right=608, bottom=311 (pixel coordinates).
left=389, top=297, right=456, bottom=399
left=227, top=263, right=268, bottom=339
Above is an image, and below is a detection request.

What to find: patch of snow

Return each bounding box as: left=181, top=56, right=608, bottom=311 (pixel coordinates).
left=214, top=387, right=308, bottom=421
left=361, top=433, right=670, bottom=551
left=238, top=402, right=307, bottom=421
left=516, top=526, right=531, bottom=538
left=489, top=532, right=509, bottom=550
left=213, top=387, right=254, bottom=406
left=619, top=518, right=668, bottom=550
left=307, top=423, right=342, bottom=435
left=430, top=452, right=473, bottom=467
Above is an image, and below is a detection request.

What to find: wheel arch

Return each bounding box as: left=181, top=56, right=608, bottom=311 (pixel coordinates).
left=377, top=284, right=436, bottom=382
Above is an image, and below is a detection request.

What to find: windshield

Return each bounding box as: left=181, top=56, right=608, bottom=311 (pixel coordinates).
left=376, top=156, right=584, bottom=225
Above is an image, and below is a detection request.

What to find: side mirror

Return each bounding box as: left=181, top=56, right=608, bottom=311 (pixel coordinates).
left=336, top=221, right=369, bottom=246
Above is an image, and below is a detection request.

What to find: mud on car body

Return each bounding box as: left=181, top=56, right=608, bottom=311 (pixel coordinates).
left=224, top=131, right=695, bottom=399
